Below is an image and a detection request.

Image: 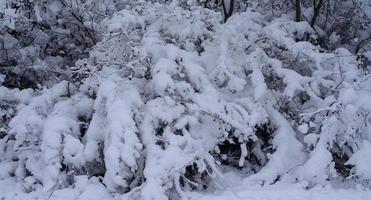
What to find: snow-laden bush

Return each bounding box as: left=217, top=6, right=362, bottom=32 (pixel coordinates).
left=255, top=0, right=371, bottom=52
left=1, top=1, right=371, bottom=200
left=0, top=0, right=119, bottom=88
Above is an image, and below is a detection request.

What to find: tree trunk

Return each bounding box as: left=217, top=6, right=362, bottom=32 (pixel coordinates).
left=295, top=0, right=301, bottom=22
left=222, top=0, right=235, bottom=23
left=311, top=0, right=324, bottom=27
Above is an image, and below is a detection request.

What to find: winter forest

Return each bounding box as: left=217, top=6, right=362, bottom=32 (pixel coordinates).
left=1, top=0, right=371, bottom=199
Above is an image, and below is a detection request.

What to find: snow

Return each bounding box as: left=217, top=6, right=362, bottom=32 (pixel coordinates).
left=1, top=0, right=371, bottom=199
left=1, top=175, right=370, bottom=200
left=189, top=181, right=371, bottom=200
left=347, top=141, right=371, bottom=179
left=248, top=105, right=305, bottom=184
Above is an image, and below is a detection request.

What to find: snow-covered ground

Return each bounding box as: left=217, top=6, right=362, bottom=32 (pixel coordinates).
left=2, top=173, right=369, bottom=200
left=189, top=172, right=371, bottom=200
left=190, top=184, right=370, bottom=200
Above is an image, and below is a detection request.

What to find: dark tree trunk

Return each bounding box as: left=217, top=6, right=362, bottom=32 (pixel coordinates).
left=222, top=0, right=235, bottom=23
left=295, top=0, right=301, bottom=22
left=311, top=0, right=324, bottom=27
